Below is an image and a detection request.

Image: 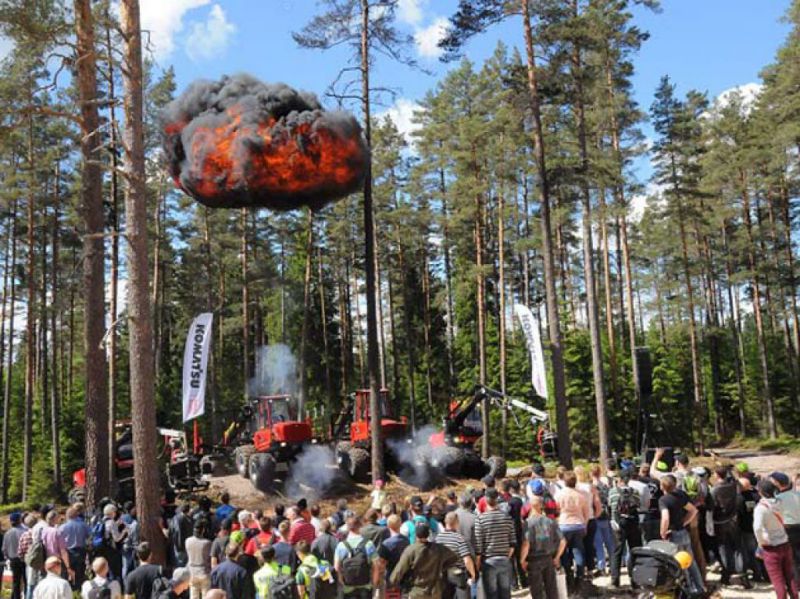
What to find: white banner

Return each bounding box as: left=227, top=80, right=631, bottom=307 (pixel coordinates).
left=514, top=303, right=548, bottom=400
left=182, top=313, right=214, bottom=422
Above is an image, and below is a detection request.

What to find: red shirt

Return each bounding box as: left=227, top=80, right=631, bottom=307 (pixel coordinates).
left=288, top=519, right=316, bottom=546
left=244, top=531, right=273, bottom=555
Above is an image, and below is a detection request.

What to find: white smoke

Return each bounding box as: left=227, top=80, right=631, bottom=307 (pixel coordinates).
left=387, top=424, right=454, bottom=490
left=283, top=444, right=341, bottom=500
left=249, top=344, right=298, bottom=398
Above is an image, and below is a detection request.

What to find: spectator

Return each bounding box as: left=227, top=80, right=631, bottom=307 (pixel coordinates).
left=253, top=546, right=292, bottom=599
left=120, top=503, right=140, bottom=586
left=556, top=471, right=590, bottom=590
left=309, top=505, right=322, bottom=535
left=503, top=479, right=526, bottom=589
left=591, top=464, right=615, bottom=577
left=607, top=469, right=641, bottom=588
left=215, top=494, right=235, bottom=526
left=169, top=504, right=193, bottom=568
left=738, top=478, right=768, bottom=583
left=522, top=479, right=559, bottom=521
left=772, top=471, right=800, bottom=582
left=81, top=557, right=122, bottom=599
left=476, top=477, right=496, bottom=514
left=390, top=522, right=459, bottom=599
left=288, top=507, right=316, bottom=546
left=520, top=496, right=566, bottom=599
left=525, top=463, right=547, bottom=502
left=437, top=512, right=477, bottom=599
left=19, top=513, right=42, bottom=599
left=454, top=494, right=477, bottom=555
left=193, top=498, right=217, bottom=541
left=332, top=500, right=348, bottom=530
left=4, top=512, right=27, bottom=599
left=101, top=504, right=127, bottom=581
left=474, top=488, right=516, bottom=599
left=360, top=510, right=388, bottom=549
left=156, top=568, right=191, bottom=599
left=334, top=516, right=378, bottom=599
left=205, top=591, right=226, bottom=599
left=243, top=517, right=273, bottom=556
left=574, top=466, right=600, bottom=575
left=635, top=464, right=661, bottom=543
left=186, top=521, right=212, bottom=599
left=123, top=543, right=162, bottom=599
left=272, top=505, right=287, bottom=531
left=445, top=491, right=458, bottom=514
left=377, top=504, right=392, bottom=527
left=40, top=511, right=72, bottom=583
left=659, top=474, right=703, bottom=596
left=311, top=520, right=338, bottom=566
left=376, top=515, right=409, bottom=599
left=755, top=479, right=798, bottom=599
left=32, top=557, right=71, bottom=599
left=273, top=521, right=299, bottom=574
left=294, top=540, right=335, bottom=599
left=370, top=480, right=387, bottom=511
left=59, top=505, right=90, bottom=590
left=210, top=544, right=253, bottom=599
left=211, top=519, right=232, bottom=568
left=709, top=465, right=746, bottom=587
left=400, top=496, right=439, bottom=542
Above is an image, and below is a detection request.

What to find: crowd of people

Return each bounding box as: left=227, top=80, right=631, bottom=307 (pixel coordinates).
left=1, top=449, right=800, bottom=599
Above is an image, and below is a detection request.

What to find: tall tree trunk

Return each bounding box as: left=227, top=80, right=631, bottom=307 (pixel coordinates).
left=299, top=210, right=313, bottom=418
left=0, top=207, right=9, bottom=494
left=440, top=168, right=456, bottom=393
left=23, top=110, right=36, bottom=501
left=151, top=182, right=164, bottom=384
left=120, top=0, right=165, bottom=563
left=474, top=162, right=488, bottom=459
left=1, top=199, right=17, bottom=503
left=599, top=188, right=620, bottom=414
left=240, top=208, right=250, bottom=396
left=779, top=179, right=800, bottom=384
left=317, top=245, right=335, bottom=426
left=571, top=28, right=609, bottom=464
left=105, top=11, right=121, bottom=489
left=721, top=221, right=747, bottom=435
left=740, top=173, right=776, bottom=437
left=50, top=164, right=62, bottom=495
left=498, top=191, right=508, bottom=457
left=421, top=252, right=434, bottom=412
left=521, top=0, right=572, bottom=467
left=360, top=0, right=383, bottom=481
left=75, top=0, right=109, bottom=507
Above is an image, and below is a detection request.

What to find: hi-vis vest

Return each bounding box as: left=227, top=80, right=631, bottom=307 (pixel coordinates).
left=254, top=561, right=291, bottom=599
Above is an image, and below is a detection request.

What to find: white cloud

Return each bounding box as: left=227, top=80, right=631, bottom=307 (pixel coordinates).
left=378, top=98, right=421, bottom=143
left=707, top=82, right=763, bottom=119
left=140, top=0, right=210, bottom=58
left=398, top=0, right=426, bottom=26
left=185, top=4, right=236, bottom=61
left=414, top=17, right=448, bottom=59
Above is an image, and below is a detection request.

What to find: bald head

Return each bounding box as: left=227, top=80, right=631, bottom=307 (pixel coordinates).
left=44, top=556, right=62, bottom=574
left=444, top=511, right=459, bottom=530
left=92, top=557, right=109, bottom=577
left=206, top=591, right=228, bottom=599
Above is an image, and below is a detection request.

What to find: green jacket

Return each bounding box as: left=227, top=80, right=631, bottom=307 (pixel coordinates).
left=388, top=540, right=459, bottom=599
left=253, top=561, right=291, bottom=599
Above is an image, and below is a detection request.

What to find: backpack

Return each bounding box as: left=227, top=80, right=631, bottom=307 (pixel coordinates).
left=616, top=487, right=639, bottom=522
left=596, top=481, right=611, bottom=519
left=24, top=529, right=45, bottom=571
left=339, top=538, right=371, bottom=587
left=304, top=561, right=337, bottom=599
left=268, top=573, right=297, bottom=599
left=404, top=516, right=428, bottom=544
left=682, top=474, right=701, bottom=503
left=85, top=578, right=112, bottom=599
left=150, top=575, right=171, bottom=599
left=91, top=520, right=109, bottom=552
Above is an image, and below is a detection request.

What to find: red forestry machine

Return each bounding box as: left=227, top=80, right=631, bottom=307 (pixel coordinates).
left=333, top=388, right=408, bottom=481
left=226, top=394, right=316, bottom=492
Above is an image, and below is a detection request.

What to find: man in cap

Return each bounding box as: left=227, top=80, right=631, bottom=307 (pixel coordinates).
left=4, top=512, right=27, bottom=599
left=389, top=522, right=459, bottom=599
left=520, top=496, right=566, bottom=599
left=772, top=471, right=800, bottom=580
left=400, top=497, right=439, bottom=542
left=32, top=557, right=71, bottom=599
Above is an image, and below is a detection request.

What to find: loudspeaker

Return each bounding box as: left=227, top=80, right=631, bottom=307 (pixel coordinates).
left=635, top=347, right=653, bottom=397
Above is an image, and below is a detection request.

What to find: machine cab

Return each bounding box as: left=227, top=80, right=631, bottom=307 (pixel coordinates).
left=250, top=395, right=312, bottom=451
left=350, top=389, right=407, bottom=442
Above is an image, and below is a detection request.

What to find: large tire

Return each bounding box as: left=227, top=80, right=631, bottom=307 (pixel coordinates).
left=249, top=453, right=276, bottom=493
left=431, top=446, right=465, bottom=477
left=347, top=448, right=370, bottom=482
left=484, top=455, right=507, bottom=480
left=235, top=444, right=255, bottom=478
left=336, top=441, right=352, bottom=474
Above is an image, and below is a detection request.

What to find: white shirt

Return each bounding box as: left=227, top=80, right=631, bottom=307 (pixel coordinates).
left=33, top=572, right=73, bottom=599
left=81, top=576, right=122, bottom=599
left=629, top=480, right=651, bottom=514
left=310, top=516, right=321, bottom=535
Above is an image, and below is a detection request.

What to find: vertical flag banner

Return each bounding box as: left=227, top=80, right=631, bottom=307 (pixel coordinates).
left=514, top=303, right=548, bottom=400
left=182, top=312, right=214, bottom=422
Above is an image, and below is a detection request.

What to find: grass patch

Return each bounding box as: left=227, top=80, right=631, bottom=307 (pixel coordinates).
left=725, top=434, right=800, bottom=454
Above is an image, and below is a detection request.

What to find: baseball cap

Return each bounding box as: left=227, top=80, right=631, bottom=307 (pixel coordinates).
left=656, top=461, right=669, bottom=473
left=770, top=472, right=791, bottom=487
left=736, top=462, right=750, bottom=474
left=410, top=495, right=424, bottom=509
left=229, top=530, right=245, bottom=546
left=530, top=479, right=546, bottom=496
left=9, top=511, right=21, bottom=525
left=532, top=463, right=546, bottom=477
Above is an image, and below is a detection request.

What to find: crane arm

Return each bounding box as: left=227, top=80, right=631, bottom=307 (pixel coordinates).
left=475, top=385, right=549, bottom=425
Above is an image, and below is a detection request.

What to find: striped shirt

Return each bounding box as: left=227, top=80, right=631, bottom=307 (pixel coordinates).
left=436, top=530, right=472, bottom=567
left=474, top=508, right=515, bottom=559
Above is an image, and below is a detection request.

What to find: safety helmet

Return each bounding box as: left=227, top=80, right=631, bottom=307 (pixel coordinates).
left=674, top=551, right=693, bottom=570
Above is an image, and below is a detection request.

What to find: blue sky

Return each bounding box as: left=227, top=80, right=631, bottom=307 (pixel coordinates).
left=148, top=0, right=791, bottom=155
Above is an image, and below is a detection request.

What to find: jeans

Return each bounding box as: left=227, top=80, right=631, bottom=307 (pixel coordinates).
left=762, top=543, right=799, bottom=599
left=67, top=547, right=87, bottom=590
left=584, top=519, right=597, bottom=571
left=443, top=581, right=470, bottom=599
left=640, top=517, right=661, bottom=544
left=610, top=520, right=641, bottom=585
left=559, top=527, right=586, bottom=581
left=714, top=520, right=741, bottom=583
left=739, top=531, right=768, bottom=582
left=480, top=556, right=512, bottom=599
left=10, top=557, right=26, bottom=599
left=121, top=548, right=136, bottom=589
left=593, top=519, right=615, bottom=571
left=527, top=555, right=558, bottom=599
left=670, top=529, right=704, bottom=595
